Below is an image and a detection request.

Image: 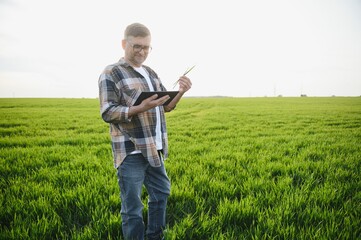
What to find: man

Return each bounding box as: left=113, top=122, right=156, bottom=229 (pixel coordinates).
left=98, top=23, right=192, bottom=240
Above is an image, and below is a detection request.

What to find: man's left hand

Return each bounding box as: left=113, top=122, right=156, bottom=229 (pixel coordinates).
left=177, top=76, right=192, bottom=94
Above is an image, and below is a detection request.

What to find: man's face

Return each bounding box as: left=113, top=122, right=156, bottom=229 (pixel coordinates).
left=123, top=36, right=151, bottom=67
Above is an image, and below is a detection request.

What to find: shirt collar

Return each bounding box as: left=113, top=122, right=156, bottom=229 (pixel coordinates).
left=118, top=57, right=131, bottom=67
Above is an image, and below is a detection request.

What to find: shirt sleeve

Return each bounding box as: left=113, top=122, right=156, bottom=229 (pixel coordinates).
left=98, top=72, right=132, bottom=123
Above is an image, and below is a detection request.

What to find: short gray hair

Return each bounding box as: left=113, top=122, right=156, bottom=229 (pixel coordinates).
left=124, top=23, right=151, bottom=39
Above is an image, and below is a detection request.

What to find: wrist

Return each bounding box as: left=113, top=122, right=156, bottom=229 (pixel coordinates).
left=128, top=105, right=143, bottom=117
left=178, top=90, right=186, bottom=95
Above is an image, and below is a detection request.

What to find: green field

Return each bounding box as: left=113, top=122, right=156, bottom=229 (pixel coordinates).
left=1, top=97, right=360, bottom=239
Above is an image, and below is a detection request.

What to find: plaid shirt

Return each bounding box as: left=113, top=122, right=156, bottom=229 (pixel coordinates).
left=98, top=58, right=169, bottom=168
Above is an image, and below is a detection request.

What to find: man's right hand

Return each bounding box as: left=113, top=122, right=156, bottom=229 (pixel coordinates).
left=128, top=94, right=170, bottom=117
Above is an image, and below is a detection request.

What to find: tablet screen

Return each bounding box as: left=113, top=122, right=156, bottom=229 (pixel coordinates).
left=133, top=91, right=179, bottom=106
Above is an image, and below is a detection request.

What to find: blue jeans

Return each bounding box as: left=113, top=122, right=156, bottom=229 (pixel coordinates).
left=117, top=153, right=171, bottom=240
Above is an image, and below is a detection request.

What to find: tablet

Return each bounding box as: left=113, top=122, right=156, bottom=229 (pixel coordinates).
left=133, top=91, right=179, bottom=106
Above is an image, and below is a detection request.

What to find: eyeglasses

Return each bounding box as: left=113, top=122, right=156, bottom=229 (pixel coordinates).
left=127, top=41, right=152, bottom=53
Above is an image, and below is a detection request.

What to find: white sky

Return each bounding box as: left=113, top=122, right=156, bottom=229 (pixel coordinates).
left=0, top=0, right=360, bottom=98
